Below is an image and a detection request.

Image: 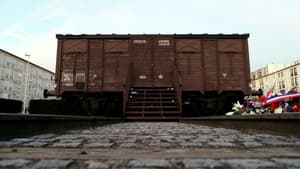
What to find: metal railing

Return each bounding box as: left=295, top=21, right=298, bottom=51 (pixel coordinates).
left=122, top=62, right=134, bottom=115
left=172, top=65, right=183, bottom=115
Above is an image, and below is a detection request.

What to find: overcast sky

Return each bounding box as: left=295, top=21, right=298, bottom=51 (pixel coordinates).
left=1, top=0, right=299, bottom=72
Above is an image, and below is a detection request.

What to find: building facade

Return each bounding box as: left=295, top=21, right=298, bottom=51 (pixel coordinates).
left=251, top=60, right=300, bottom=94
left=0, top=49, right=55, bottom=111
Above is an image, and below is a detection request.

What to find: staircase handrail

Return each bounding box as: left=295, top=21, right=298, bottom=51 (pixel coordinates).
left=173, top=65, right=183, bottom=114
left=123, top=62, right=134, bottom=114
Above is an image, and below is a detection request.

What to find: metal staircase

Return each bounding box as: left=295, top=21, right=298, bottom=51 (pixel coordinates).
left=124, top=87, right=180, bottom=120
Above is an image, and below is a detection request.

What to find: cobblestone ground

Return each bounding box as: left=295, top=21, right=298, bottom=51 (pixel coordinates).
left=1, top=122, right=300, bottom=168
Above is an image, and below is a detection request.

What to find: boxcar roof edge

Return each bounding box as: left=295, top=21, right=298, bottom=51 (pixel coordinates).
left=56, top=33, right=249, bottom=39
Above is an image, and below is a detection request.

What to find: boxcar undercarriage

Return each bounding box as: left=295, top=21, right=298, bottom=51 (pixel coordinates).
left=30, top=91, right=244, bottom=118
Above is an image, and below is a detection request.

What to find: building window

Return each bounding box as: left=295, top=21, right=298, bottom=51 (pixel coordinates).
left=279, top=80, right=285, bottom=89
left=278, top=71, right=284, bottom=79
left=290, top=67, right=298, bottom=87
left=258, top=71, right=262, bottom=78
left=290, top=67, right=297, bottom=77
left=259, top=79, right=264, bottom=89
left=291, top=77, right=298, bottom=87
left=252, top=82, right=256, bottom=89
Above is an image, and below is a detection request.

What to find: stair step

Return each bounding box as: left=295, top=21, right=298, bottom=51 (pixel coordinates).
left=125, top=111, right=180, bottom=114
left=127, top=104, right=178, bottom=108
left=127, top=101, right=177, bottom=104
left=125, top=116, right=180, bottom=120
left=129, top=97, right=176, bottom=100
left=131, top=90, right=174, bottom=92
left=125, top=86, right=180, bottom=119
left=127, top=106, right=178, bottom=109
left=131, top=87, right=174, bottom=90
left=129, top=94, right=176, bottom=97
left=127, top=102, right=177, bottom=105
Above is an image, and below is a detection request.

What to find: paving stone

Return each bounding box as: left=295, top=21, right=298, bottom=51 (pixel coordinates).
left=271, top=135, right=287, bottom=141
left=214, top=128, right=240, bottom=135
left=66, top=130, right=82, bottom=134
left=192, top=138, right=211, bottom=143
left=149, top=142, right=172, bottom=147
left=207, top=141, right=236, bottom=147
left=238, top=135, right=257, bottom=142
left=30, top=134, right=56, bottom=139
left=165, top=139, right=180, bottom=143
left=32, top=159, right=73, bottom=169
left=57, top=138, right=83, bottom=143
left=197, top=135, right=215, bottom=140
left=199, top=129, right=214, bottom=134
left=119, top=143, right=139, bottom=148
left=180, top=142, right=203, bottom=148
left=213, top=138, right=236, bottom=142
left=254, top=133, right=274, bottom=139
left=263, top=141, right=296, bottom=146
left=0, top=141, right=21, bottom=147
left=127, top=159, right=171, bottom=168
left=179, top=136, right=194, bottom=140
left=272, top=158, right=300, bottom=168
left=2, top=122, right=300, bottom=167
left=182, top=159, right=222, bottom=168
left=84, top=142, right=114, bottom=148
left=23, top=141, right=48, bottom=147
left=115, top=138, right=137, bottom=143
left=92, top=139, right=111, bottom=143
left=283, top=136, right=299, bottom=142
left=36, top=138, right=58, bottom=143
left=55, top=134, right=82, bottom=140
left=223, top=159, right=277, bottom=169
left=0, top=159, right=31, bottom=167
left=160, top=135, right=175, bottom=140
left=11, top=138, right=34, bottom=143
left=52, top=142, right=81, bottom=148
left=85, top=160, right=110, bottom=169
left=81, top=130, right=95, bottom=134
left=242, top=141, right=263, bottom=147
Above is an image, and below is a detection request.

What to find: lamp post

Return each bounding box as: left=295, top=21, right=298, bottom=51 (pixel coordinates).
left=23, top=54, right=30, bottom=115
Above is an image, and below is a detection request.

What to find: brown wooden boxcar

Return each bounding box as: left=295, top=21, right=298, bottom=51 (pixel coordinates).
left=42, top=34, right=250, bottom=119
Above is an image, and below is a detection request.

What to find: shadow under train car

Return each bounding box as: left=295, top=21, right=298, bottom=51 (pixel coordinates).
left=0, top=98, right=23, bottom=114
left=28, top=92, right=123, bottom=117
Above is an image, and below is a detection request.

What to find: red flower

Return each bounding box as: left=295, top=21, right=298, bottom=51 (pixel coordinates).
left=259, top=95, right=266, bottom=103
left=269, top=102, right=279, bottom=111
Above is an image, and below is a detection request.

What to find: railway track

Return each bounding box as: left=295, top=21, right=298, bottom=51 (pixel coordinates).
left=1, top=113, right=300, bottom=139
left=0, top=121, right=300, bottom=168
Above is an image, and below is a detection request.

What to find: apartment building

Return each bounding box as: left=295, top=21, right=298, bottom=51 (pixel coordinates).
left=0, top=49, right=55, bottom=110
left=251, top=60, right=300, bottom=94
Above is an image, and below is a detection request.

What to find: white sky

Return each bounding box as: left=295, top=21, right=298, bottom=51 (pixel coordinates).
left=1, top=0, right=299, bottom=72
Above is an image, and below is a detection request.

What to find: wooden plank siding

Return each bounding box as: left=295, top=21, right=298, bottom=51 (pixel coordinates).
left=55, top=34, right=250, bottom=96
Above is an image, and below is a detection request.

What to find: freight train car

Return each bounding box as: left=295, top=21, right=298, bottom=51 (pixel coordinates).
left=38, top=34, right=250, bottom=119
